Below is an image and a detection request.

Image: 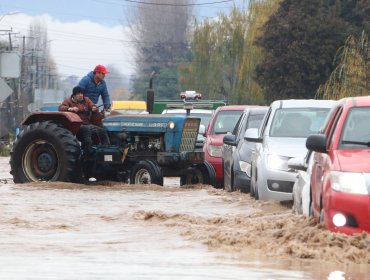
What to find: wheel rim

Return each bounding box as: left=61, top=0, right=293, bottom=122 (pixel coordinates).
left=185, top=169, right=203, bottom=184
left=134, top=168, right=151, bottom=184
left=22, top=140, right=59, bottom=181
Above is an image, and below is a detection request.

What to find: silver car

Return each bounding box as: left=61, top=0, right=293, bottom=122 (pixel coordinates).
left=246, top=99, right=337, bottom=201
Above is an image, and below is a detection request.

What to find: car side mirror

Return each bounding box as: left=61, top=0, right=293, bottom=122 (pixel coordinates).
left=223, top=134, right=237, bottom=146
left=288, top=157, right=307, bottom=171
left=199, top=124, right=206, bottom=136
left=306, top=134, right=327, bottom=153
left=244, top=128, right=262, bottom=143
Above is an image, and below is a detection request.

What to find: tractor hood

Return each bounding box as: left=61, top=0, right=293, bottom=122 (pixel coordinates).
left=103, top=114, right=201, bottom=153
left=103, top=114, right=196, bottom=133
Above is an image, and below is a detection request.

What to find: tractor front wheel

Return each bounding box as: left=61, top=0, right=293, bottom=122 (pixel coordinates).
left=180, top=161, right=216, bottom=186
left=130, top=160, right=163, bottom=185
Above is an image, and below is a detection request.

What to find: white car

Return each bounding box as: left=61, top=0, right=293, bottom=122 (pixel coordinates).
left=288, top=151, right=314, bottom=215
left=246, top=99, right=337, bottom=201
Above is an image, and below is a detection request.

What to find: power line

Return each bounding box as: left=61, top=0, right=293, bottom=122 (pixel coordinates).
left=100, top=0, right=234, bottom=7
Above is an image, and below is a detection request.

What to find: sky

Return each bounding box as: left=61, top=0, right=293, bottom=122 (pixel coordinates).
left=0, top=0, right=247, bottom=79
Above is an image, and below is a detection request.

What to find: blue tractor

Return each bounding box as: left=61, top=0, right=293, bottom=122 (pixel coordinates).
left=10, top=103, right=215, bottom=185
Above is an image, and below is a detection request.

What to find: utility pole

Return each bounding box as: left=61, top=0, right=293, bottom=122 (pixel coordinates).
left=8, top=32, right=12, bottom=50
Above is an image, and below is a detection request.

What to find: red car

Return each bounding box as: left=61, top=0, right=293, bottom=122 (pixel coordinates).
left=306, top=96, right=370, bottom=234
left=203, top=105, right=249, bottom=187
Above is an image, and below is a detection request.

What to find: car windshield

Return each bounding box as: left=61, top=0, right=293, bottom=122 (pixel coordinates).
left=212, top=110, right=244, bottom=134
left=270, top=108, right=330, bottom=137
left=340, top=107, right=370, bottom=148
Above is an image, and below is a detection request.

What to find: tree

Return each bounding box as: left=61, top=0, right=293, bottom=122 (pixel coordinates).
left=255, top=0, right=370, bottom=103
left=235, top=0, right=280, bottom=105
left=179, top=1, right=280, bottom=104
left=179, top=8, right=249, bottom=102
left=317, top=32, right=370, bottom=99
left=126, top=0, right=193, bottom=99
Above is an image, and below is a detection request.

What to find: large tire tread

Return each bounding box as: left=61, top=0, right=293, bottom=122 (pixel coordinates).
left=10, top=121, right=82, bottom=183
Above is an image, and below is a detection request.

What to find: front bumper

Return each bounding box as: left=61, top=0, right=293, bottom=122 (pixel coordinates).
left=258, top=166, right=297, bottom=201
left=324, top=189, right=370, bottom=234
left=157, top=151, right=204, bottom=166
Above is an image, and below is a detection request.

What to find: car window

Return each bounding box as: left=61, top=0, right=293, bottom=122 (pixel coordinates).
left=326, top=106, right=343, bottom=149
left=269, top=108, right=330, bottom=138
left=320, top=105, right=339, bottom=134
left=234, top=113, right=246, bottom=136
left=339, top=107, right=370, bottom=149
left=212, top=110, right=244, bottom=134
left=246, top=114, right=265, bottom=131
left=260, top=107, right=272, bottom=136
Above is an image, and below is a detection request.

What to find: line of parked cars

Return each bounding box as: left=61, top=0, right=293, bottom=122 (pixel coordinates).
left=162, top=96, right=370, bottom=235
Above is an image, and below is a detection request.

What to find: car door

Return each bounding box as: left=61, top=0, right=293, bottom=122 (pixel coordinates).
left=236, top=112, right=267, bottom=171
left=311, top=106, right=343, bottom=217
left=223, top=113, right=245, bottom=190
left=251, top=107, right=272, bottom=195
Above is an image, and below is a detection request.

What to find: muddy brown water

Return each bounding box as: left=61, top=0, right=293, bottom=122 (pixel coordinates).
left=0, top=157, right=369, bottom=279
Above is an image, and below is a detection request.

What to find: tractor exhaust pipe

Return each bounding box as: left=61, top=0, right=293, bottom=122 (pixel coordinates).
left=146, top=71, right=155, bottom=114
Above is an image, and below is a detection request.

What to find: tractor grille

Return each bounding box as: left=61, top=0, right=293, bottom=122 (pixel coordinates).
left=179, top=118, right=200, bottom=152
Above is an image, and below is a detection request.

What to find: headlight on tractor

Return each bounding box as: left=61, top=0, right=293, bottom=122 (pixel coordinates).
left=267, top=154, right=290, bottom=171
left=239, top=161, right=251, bottom=177
left=330, top=171, right=369, bottom=195
left=168, top=121, right=175, bottom=129
left=207, top=144, right=222, bottom=157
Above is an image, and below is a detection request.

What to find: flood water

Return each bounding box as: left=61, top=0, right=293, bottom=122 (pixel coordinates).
left=0, top=157, right=369, bottom=279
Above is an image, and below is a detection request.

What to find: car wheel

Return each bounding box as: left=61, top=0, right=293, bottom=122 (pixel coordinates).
left=309, top=202, right=314, bottom=217
left=319, top=208, right=325, bottom=225
left=230, top=167, right=236, bottom=192
left=298, top=198, right=303, bottom=215
left=309, top=191, right=314, bottom=217
left=255, top=177, right=260, bottom=200
left=250, top=176, right=255, bottom=197
left=223, top=159, right=230, bottom=191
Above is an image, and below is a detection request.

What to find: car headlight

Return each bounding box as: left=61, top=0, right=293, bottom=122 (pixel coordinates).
left=330, top=171, right=369, bottom=195
left=267, top=154, right=290, bottom=171
left=167, top=121, right=175, bottom=129
left=239, top=161, right=251, bottom=177
left=207, top=144, right=222, bottom=157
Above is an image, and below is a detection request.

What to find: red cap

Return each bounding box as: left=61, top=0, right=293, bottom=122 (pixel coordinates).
left=94, top=64, right=109, bottom=74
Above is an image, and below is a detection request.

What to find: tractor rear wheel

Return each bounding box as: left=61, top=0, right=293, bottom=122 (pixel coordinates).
left=130, top=160, right=163, bottom=185
left=10, top=121, right=82, bottom=183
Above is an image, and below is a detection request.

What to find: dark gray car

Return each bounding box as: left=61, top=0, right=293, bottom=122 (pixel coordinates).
left=222, top=107, right=268, bottom=192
